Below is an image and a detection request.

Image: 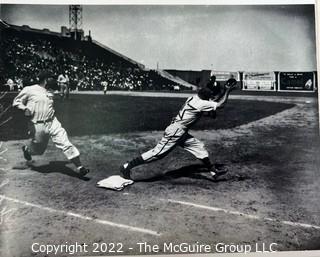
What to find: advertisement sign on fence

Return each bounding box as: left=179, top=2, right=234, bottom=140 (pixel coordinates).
left=210, top=71, right=239, bottom=81
left=243, top=72, right=276, bottom=91
left=278, top=72, right=315, bottom=92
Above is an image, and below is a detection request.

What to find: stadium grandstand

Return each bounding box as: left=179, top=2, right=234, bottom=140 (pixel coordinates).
left=0, top=18, right=195, bottom=92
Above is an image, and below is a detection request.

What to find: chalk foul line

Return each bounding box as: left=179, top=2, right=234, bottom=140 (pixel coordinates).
left=0, top=194, right=161, bottom=236
left=164, top=198, right=320, bottom=230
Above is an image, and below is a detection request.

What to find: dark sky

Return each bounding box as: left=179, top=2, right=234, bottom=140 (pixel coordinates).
left=1, top=4, right=317, bottom=71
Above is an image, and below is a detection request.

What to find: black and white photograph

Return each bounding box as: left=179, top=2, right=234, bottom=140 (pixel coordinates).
left=0, top=1, right=319, bottom=256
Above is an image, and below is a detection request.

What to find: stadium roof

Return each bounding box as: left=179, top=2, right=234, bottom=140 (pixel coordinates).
left=92, top=39, right=145, bottom=70
left=0, top=19, right=10, bottom=29
left=1, top=20, right=62, bottom=37
left=0, top=19, right=145, bottom=68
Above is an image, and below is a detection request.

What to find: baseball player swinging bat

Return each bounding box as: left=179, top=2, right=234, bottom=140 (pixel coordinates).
left=120, top=76, right=238, bottom=181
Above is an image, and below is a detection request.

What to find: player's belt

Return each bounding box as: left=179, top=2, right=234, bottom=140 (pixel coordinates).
left=35, top=117, right=54, bottom=124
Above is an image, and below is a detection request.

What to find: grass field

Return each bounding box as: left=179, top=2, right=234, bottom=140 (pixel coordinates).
left=0, top=93, right=294, bottom=140
left=0, top=92, right=320, bottom=257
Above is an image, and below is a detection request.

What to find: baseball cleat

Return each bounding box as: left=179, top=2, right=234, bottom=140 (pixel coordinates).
left=120, top=163, right=131, bottom=180
left=210, top=165, right=228, bottom=179
left=78, top=166, right=90, bottom=177
left=22, top=145, right=32, bottom=161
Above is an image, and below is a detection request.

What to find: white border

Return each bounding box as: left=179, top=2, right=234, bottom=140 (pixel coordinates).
left=0, top=0, right=316, bottom=5
left=316, top=0, right=320, bottom=124
left=0, top=1, right=319, bottom=257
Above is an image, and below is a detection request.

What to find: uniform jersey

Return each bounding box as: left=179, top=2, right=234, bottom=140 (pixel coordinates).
left=57, top=74, right=69, bottom=85
left=171, top=95, right=218, bottom=129
left=12, top=84, right=55, bottom=123
left=101, top=81, right=108, bottom=89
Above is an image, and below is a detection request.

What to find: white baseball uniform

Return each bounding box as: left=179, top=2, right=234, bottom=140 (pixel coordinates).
left=101, top=81, right=108, bottom=94
left=141, top=95, right=218, bottom=162
left=57, top=74, right=69, bottom=98
left=12, top=84, right=79, bottom=160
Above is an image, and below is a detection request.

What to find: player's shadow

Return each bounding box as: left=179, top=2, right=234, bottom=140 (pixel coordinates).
left=29, top=161, right=90, bottom=181
left=137, top=163, right=230, bottom=183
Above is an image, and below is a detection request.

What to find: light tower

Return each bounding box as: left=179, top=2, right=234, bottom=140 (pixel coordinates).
left=69, top=5, right=83, bottom=40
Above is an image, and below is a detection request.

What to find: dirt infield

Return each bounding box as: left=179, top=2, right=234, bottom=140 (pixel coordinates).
left=0, top=93, right=319, bottom=256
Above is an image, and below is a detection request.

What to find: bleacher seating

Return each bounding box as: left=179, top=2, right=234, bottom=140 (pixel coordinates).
left=0, top=24, right=191, bottom=92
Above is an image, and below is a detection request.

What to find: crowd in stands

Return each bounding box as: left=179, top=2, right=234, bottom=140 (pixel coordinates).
left=0, top=32, right=184, bottom=92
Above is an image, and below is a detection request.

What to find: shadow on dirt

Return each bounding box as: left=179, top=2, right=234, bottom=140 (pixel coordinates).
left=1, top=94, right=295, bottom=141
left=136, top=163, right=250, bottom=183
left=29, top=161, right=91, bottom=181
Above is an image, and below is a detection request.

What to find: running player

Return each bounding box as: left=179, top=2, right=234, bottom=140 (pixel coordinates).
left=12, top=71, right=89, bottom=176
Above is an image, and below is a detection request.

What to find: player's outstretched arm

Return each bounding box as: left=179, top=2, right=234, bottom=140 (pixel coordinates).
left=215, top=79, right=237, bottom=109
left=215, top=87, right=231, bottom=109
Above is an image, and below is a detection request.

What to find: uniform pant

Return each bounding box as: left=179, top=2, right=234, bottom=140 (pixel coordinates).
left=141, top=123, right=209, bottom=163
left=60, top=83, right=69, bottom=98
left=27, top=117, right=80, bottom=160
